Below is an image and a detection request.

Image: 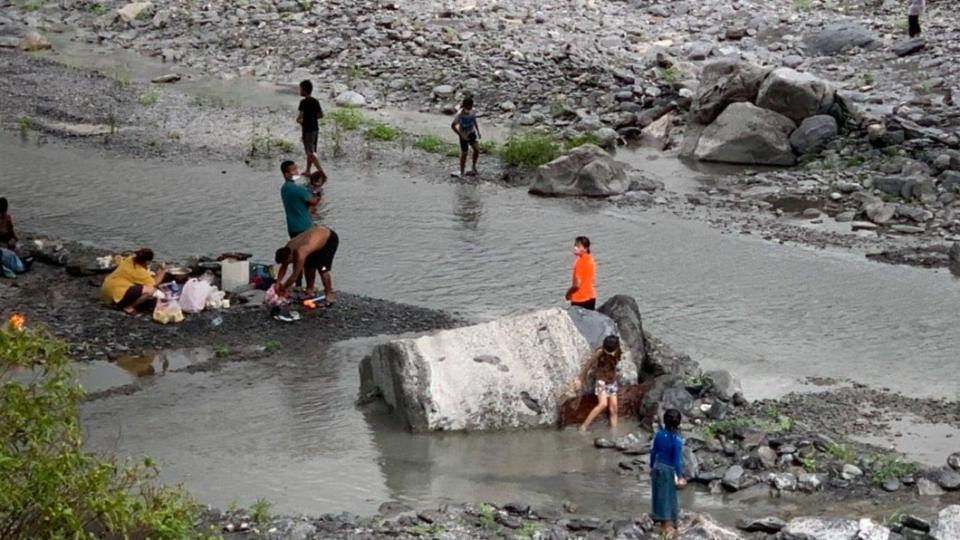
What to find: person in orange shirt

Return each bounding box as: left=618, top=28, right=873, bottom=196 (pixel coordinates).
left=566, top=236, right=596, bottom=310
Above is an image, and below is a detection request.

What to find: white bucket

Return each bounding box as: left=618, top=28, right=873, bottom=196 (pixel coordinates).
left=220, top=258, right=249, bottom=292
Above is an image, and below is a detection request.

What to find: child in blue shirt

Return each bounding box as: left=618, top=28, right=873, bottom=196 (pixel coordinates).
left=650, top=408, right=686, bottom=536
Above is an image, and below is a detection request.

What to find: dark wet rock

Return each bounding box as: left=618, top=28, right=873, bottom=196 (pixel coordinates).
left=805, top=23, right=880, bottom=56
left=639, top=375, right=695, bottom=426
left=151, top=73, right=181, bottom=84
left=756, top=68, right=835, bottom=124
left=694, top=103, right=796, bottom=166
left=598, top=295, right=647, bottom=375
left=594, top=437, right=616, bottom=449
left=722, top=465, right=746, bottom=491
left=566, top=517, right=602, bottom=531
left=937, top=468, right=960, bottom=491
left=377, top=501, right=412, bottom=516
left=948, top=452, right=960, bottom=471
left=529, top=145, right=630, bottom=198
left=503, top=502, right=530, bottom=516
left=940, top=171, right=960, bottom=193
left=496, top=513, right=523, bottom=529
left=893, top=38, right=926, bottom=57
left=790, top=115, right=839, bottom=155
left=737, top=516, right=786, bottom=533
left=902, top=515, right=931, bottom=533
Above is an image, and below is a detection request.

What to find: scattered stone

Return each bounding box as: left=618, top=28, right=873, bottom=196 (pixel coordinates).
left=756, top=68, right=835, bottom=124
left=116, top=2, right=154, bottom=24
left=938, top=468, right=960, bottom=491
left=432, top=84, right=455, bottom=99
left=865, top=202, right=896, bottom=224
left=20, top=31, right=51, bottom=51
left=722, top=465, right=746, bottom=491
left=902, top=515, right=931, bottom=533
left=842, top=464, right=863, bottom=480
left=882, top=478, right=901, bottom=492
left=948, top=452, right=960, bottom=471
left=893, top=38, right=926, bottom=57
left=918, top=478, right=946, bottom=497
left=151, top=74, right=181, bottom=84
left=334, top=91, right=366, bottom=108
left=805, top=23, right=880, bottom=55
left=784, top=517, right=859, bottom=540
left=737, top=516, right=786, bottom=533
left=932, top=505, right=960, bottom=540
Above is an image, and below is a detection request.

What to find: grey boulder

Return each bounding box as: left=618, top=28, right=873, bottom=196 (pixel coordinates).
left=783, top=517, right=859, bottom=540
left=529, top=144, right=630, bottom=197
left=932, top=505, right=960, bottom=540
left=690, top=58, right=771, bottom=125
left=805, top=23, right=880, bottom=56
left=756, top=68, right=835, bottom=124
left=790, top=115, right=838, bottom=155
left=695, top=103, right=797, bottom=166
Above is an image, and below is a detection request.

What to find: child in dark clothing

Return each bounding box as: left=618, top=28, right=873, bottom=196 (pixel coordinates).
left=650, top=409, right=686, bottom=537
left=297, top=80, right=324, bottom=176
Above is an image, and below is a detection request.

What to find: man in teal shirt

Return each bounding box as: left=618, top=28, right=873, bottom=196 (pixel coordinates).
left=280, top=160, right=321, bottom=238
left=280, top=160, right=321, bottom=289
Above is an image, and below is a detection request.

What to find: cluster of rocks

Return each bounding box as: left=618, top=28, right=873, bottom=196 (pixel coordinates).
left=203, top=503, right=960, bottom=539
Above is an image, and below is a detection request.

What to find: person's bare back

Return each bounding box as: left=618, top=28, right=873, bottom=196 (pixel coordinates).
left=288, top=226, right=331, bottom=258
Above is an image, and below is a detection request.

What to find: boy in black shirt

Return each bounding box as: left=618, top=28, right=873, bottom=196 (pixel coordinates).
left=296, top=79, right=324, bottom=176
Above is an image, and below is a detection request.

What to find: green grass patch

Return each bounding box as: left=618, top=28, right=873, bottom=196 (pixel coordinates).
left=861, top=72, right=875, bottom=86
left=138, top=88, right=159, bottom=106
left=703, top=417, right=755, bottom=440
left=499, top=131, right=561, bottom=169
left=329, top=107, right=365, bottom=131
left=793, top=0, right=813, bottom=12
left=520, top=522, right=541, bottom=538
left=249, top=497, right=272, bottom=525
left=264, top=340, right=282, bottom=353
left=478, top=139, right=497, bottom=154
left=415, top=134, right=461, bottom=157
left=297, top=0, right=314, bottom=10
left=802, top=454, right=818, bottom=473
left=658, top=65, right=684, bottom=84
left=90, top=3, right=106, bottom=15
left=346, top=64, right=366, bottom=80
left=212, top=343, right=231, bottom=358
left=565, top=132, right=604, bottom=150
left=871, top=455, right=917, bottom=484
left=478, top=503, right=496, bottom=529
left=827, top=443, right=857, bottom=463
left=365, top=122, right=400, bottom=141
left=17, top=115, right=31, bottom=136
left=23, top=0, right=44, bottom=11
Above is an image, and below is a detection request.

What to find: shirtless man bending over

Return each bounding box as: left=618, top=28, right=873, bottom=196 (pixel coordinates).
left=275, top=226, right=339, bottom=305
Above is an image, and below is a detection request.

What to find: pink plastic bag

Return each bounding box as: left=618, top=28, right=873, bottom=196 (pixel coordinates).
left=264, top=284, right=288, bottom=307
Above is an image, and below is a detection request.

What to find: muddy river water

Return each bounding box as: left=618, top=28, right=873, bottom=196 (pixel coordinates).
left=3, top=132, right=959, bottom=519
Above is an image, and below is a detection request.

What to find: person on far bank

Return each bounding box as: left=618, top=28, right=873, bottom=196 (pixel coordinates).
left=101, top=248, right=167, bottom=315
left=297, top=79, right=324, bottom=176
left=650, top=409, right=686, bottom=538
left=572, top=335, right=622, bottom=432
left=566, top=236, right=596, bottom=310
left=907, top=0, right=925, bottom=37
left=451, top=97, right=481, bottom=177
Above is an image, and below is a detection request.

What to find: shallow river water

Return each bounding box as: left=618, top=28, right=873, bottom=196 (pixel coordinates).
left=3, top=125, right=959, bottom=518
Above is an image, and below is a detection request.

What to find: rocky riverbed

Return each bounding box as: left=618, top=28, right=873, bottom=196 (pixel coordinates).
left=3, top=0, right=960, bottom=270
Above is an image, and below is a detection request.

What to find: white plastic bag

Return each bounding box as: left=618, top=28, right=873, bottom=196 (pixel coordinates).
left=180, top=278, right=211, bottom=313
left=205, top=286, right=226, bottom=309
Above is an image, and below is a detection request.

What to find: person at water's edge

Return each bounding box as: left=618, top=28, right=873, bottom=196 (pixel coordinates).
left=0, top=197, right=18, bottom=248
left=280, top=160, right=321, bottom=288
left=566, top=236, right=596, bottom=310
left=101, top=248, right=167, bottom=315
left=297, top=79, right=324, bottom=176
left=573, top=335, right=622, bottom=431
left=651, top=408, right=686, bottom=538
left=451, top=97, right=481, bottom=178
left=275, top=226, right=338, bottom=305
left=908, top=0, right=924, bottom=37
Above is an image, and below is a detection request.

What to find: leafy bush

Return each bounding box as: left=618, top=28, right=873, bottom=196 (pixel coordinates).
left=329, top=108, right=365, bottom=131
left=827, top=443, right=857, bottom=463
left=564, top=132, right=603, bottom=150
left=0, top=319, right=204, bottom=539
left=365, top=123, right=400, bottom=141
left=139, top=88, right=159, bottom=106
left=658, top=66, right=684, bottom=84
left=871, top=455, right=916, bottom=484
left=499, top=131, right=560, bottom=169
left=702, top=417, right=755, bottom=440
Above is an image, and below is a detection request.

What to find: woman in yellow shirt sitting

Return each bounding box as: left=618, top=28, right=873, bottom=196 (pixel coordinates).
left=101, top=248, right=166, bottom=315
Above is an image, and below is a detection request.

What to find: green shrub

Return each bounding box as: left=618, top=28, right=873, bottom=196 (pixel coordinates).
left=793, top=0, right=812, bottom=12
left=658, top=66, right=684, bottom=84
left=23, top=0, right=44, bottom=11
left=249, top=497, right=272, bottom=525
left=827, top=444, right=857, bottom=463
left=478, top=140, right=497, bottom=154
left=565, top=132, right=603, bottom=150
left=90, top=3, right=106, bottom=16
left=139, top=88, right=159, bottom=106
left=16, top=116, right=31, bottom=136
left=264, top=340, right=282, bottom=353
left=0, top=320, right=203, bottom=539
left=365, top=123, right=400, bottom=141
left=329, top=108, right=364, bottom=131
left=499, top=131, right=560, bottom=169
left=871, top=455, right=916, bottom=484
left=415, top=134, right=444, bottom=153
left=703, top=417, right=755, bottom=440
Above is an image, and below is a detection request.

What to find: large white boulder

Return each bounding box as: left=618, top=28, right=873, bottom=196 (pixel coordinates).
left=694, top=102, right=796, bottom=166
left=528, top=144, right=630, bottom=198
left=359, top=307, right=636, bottom=432
left=933, top=505, right=960, bottom=540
